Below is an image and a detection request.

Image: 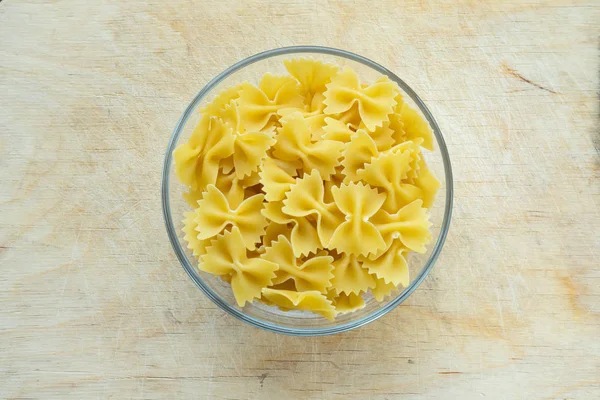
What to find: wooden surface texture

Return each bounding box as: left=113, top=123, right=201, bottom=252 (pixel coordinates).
left=1, top=0, right=599, bottom=398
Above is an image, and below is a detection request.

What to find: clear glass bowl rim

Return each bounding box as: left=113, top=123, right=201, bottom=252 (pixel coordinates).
left=161, top=45, right=454, bottom=336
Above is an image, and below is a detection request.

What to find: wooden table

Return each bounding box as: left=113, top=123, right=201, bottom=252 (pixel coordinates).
left=2, top=1, right=598, bottom=398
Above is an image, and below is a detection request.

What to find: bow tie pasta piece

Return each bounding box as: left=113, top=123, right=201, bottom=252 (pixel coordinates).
left=259, top=75, right=300, bottom=101
left=322, top=117, right=356, bottom=142
left=262, top=199, right=294, bottom=225
left=358, top=120, right=395, bottom=151
left=278, top=107, right=329, bottom=141
left=238, top=74, right=304, bottom=132
left=267, top=280, right=298, bottom=292
left=341, top=130, right=379, bottom=183
left=232, top=128, right=276, bottom=179
left=356, top=146, right=421, bottom=212
left=214, top=99, right=277, bottom=179
left=219, top=154, right=235, bottom=174
left=194, top=185, right=268, bottom=250
left=262, top=222, right=291, bottom=248
left=261, top=235, right=334, bottom=293
left=328, top=182, right=387, bottom=256
left=305, top=113, right=328, bottom=140
left=182, top=212, right=211, bottom=258
left=324, top=114, right=394, bottom=151
left=182, top=189, right=204, bottom=209
left=327, top=291, right=366, bottom=313
left=282, top=170, right=344, bottom=248
left=340, top=130, right=416, bottom=186
left=289, top=217, right=322, bottom=257
left=323, top=167, right=345, bottom=203
left=262, top=200, right=322, bottom=257
left=215, top=99, right=246, bottom=135
left=200, top=83, right=253, bottom=117
left=201, top=227, right=278, bottom=306
left=389, top=103, right=434, bottom=151
left=273, top=113, right=344, bottom=180
left=412, top=157, right=440, bottom=208
left=327, top=290, right=366, bottom=314
left=259, top=157, right=298, bottom=202
left=185, top=84, right=251, bottom=149
left=331, top=253, right=376, bottom=295
left=284, top=58, right=339, bottom=104
left=393, top=138, right=423, bottom=181
left=371, top=276, right=398, bottom=301
left=371, top=199, right=432, bottom=253
left=309, top=91, right=327, bottom=113
left=261, top=288, right=337, bottom=320
left=333, top=104, right=363, bottom=130
left=361, top=240, right=409, bottom=287
left=323, top=68, right=397, bottom=131
left=214, top=169, right=260, bottom=209
left=173, top=117, right=235, bottom=191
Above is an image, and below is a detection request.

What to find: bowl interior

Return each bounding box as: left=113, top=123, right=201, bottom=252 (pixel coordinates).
left=162, top=47, right=452, bottom=335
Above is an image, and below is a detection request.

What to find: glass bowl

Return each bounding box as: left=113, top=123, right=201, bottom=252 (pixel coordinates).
left=162, top=46, right=453, bottom=336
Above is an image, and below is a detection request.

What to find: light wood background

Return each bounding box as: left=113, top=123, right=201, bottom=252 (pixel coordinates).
left=1, top=0, right=599, bottom=398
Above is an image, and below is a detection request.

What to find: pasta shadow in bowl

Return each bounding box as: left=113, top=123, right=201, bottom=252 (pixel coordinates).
left=162, top=46, right=453, bottom=336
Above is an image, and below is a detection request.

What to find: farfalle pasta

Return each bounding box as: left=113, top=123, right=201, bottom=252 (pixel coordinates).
left=323, top=68, right=397, bottom=131
left=328, top=182, right=387, bottom=256
left=174, top=58, right=440, bottom=319
left=194, top=185, right=267, bottom=250
left=201, top=227, right=278, bottom=306
left=261, top=235, right=334, bottom=293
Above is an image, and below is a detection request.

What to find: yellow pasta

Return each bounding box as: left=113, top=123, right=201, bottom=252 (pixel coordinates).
left=175, top=59, right=439, bottom=319
left=201, top=227, right=278, bottom=306
left=261, top=235, right=334, bottom=292
left=327, top=290, right=366, bottom=314
left=322, top=116, right=355, bottom=142
left=200, top=83, right=253, bottom=117
left=333, top=104, right=363, bottom=130
left=331, top=253, right=376, bottom=295
left=371, top=199, right=432, bottom=253
left=262, top=221, right=291, bottom=247
left=328, top=182, right=387, bottom=256
left=362, top=240, right=410, bottom=287
left=194, top=185, right=268, bottom=250
left=232, top=127, right=276, bottom=179
left=182, top=211, right=211, bottom=258
left=340, top=129, right=379, bottom=183
left=282, top=170, right=344, bottom=248
left=356, top=146, right=418, bottom=212
left=359, top=120, right=395, bottom=151
left=262, top=200, right=322, bottom=257
left=238, top=74, right=304, bottom=132
left=259, top=157, right=297, bottom=202
left=273, top=112, right=344, bottom=180
left=214, top=169, right=261, bottom=209
left=284, top=58, right=339, bottom=105
left=323, top=68, right=398, bottom=131
left=261, top=288, right=337, bottom=320
left=371, top=276, right=398, bottom=302
left=412, top=157, right=440, bottom=208
left=174, top=117, right=235, bottom=190
left=390, top=103, right=434, bottom=151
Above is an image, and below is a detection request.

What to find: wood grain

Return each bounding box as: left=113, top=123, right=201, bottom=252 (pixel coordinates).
left=1, top=0, right=599, bottom=398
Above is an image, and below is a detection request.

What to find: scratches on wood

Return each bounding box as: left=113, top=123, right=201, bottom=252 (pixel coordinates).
left=502, top=63, right=560, bottom=95
left=1, top=0, right=599, bottom=399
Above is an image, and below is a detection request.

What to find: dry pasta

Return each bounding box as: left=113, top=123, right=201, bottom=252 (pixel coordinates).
left=174, top=58, right=439, bottom=319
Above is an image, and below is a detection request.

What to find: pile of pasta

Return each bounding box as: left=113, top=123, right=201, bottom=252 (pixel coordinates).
left=174, top=59, right=439, bottom=320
